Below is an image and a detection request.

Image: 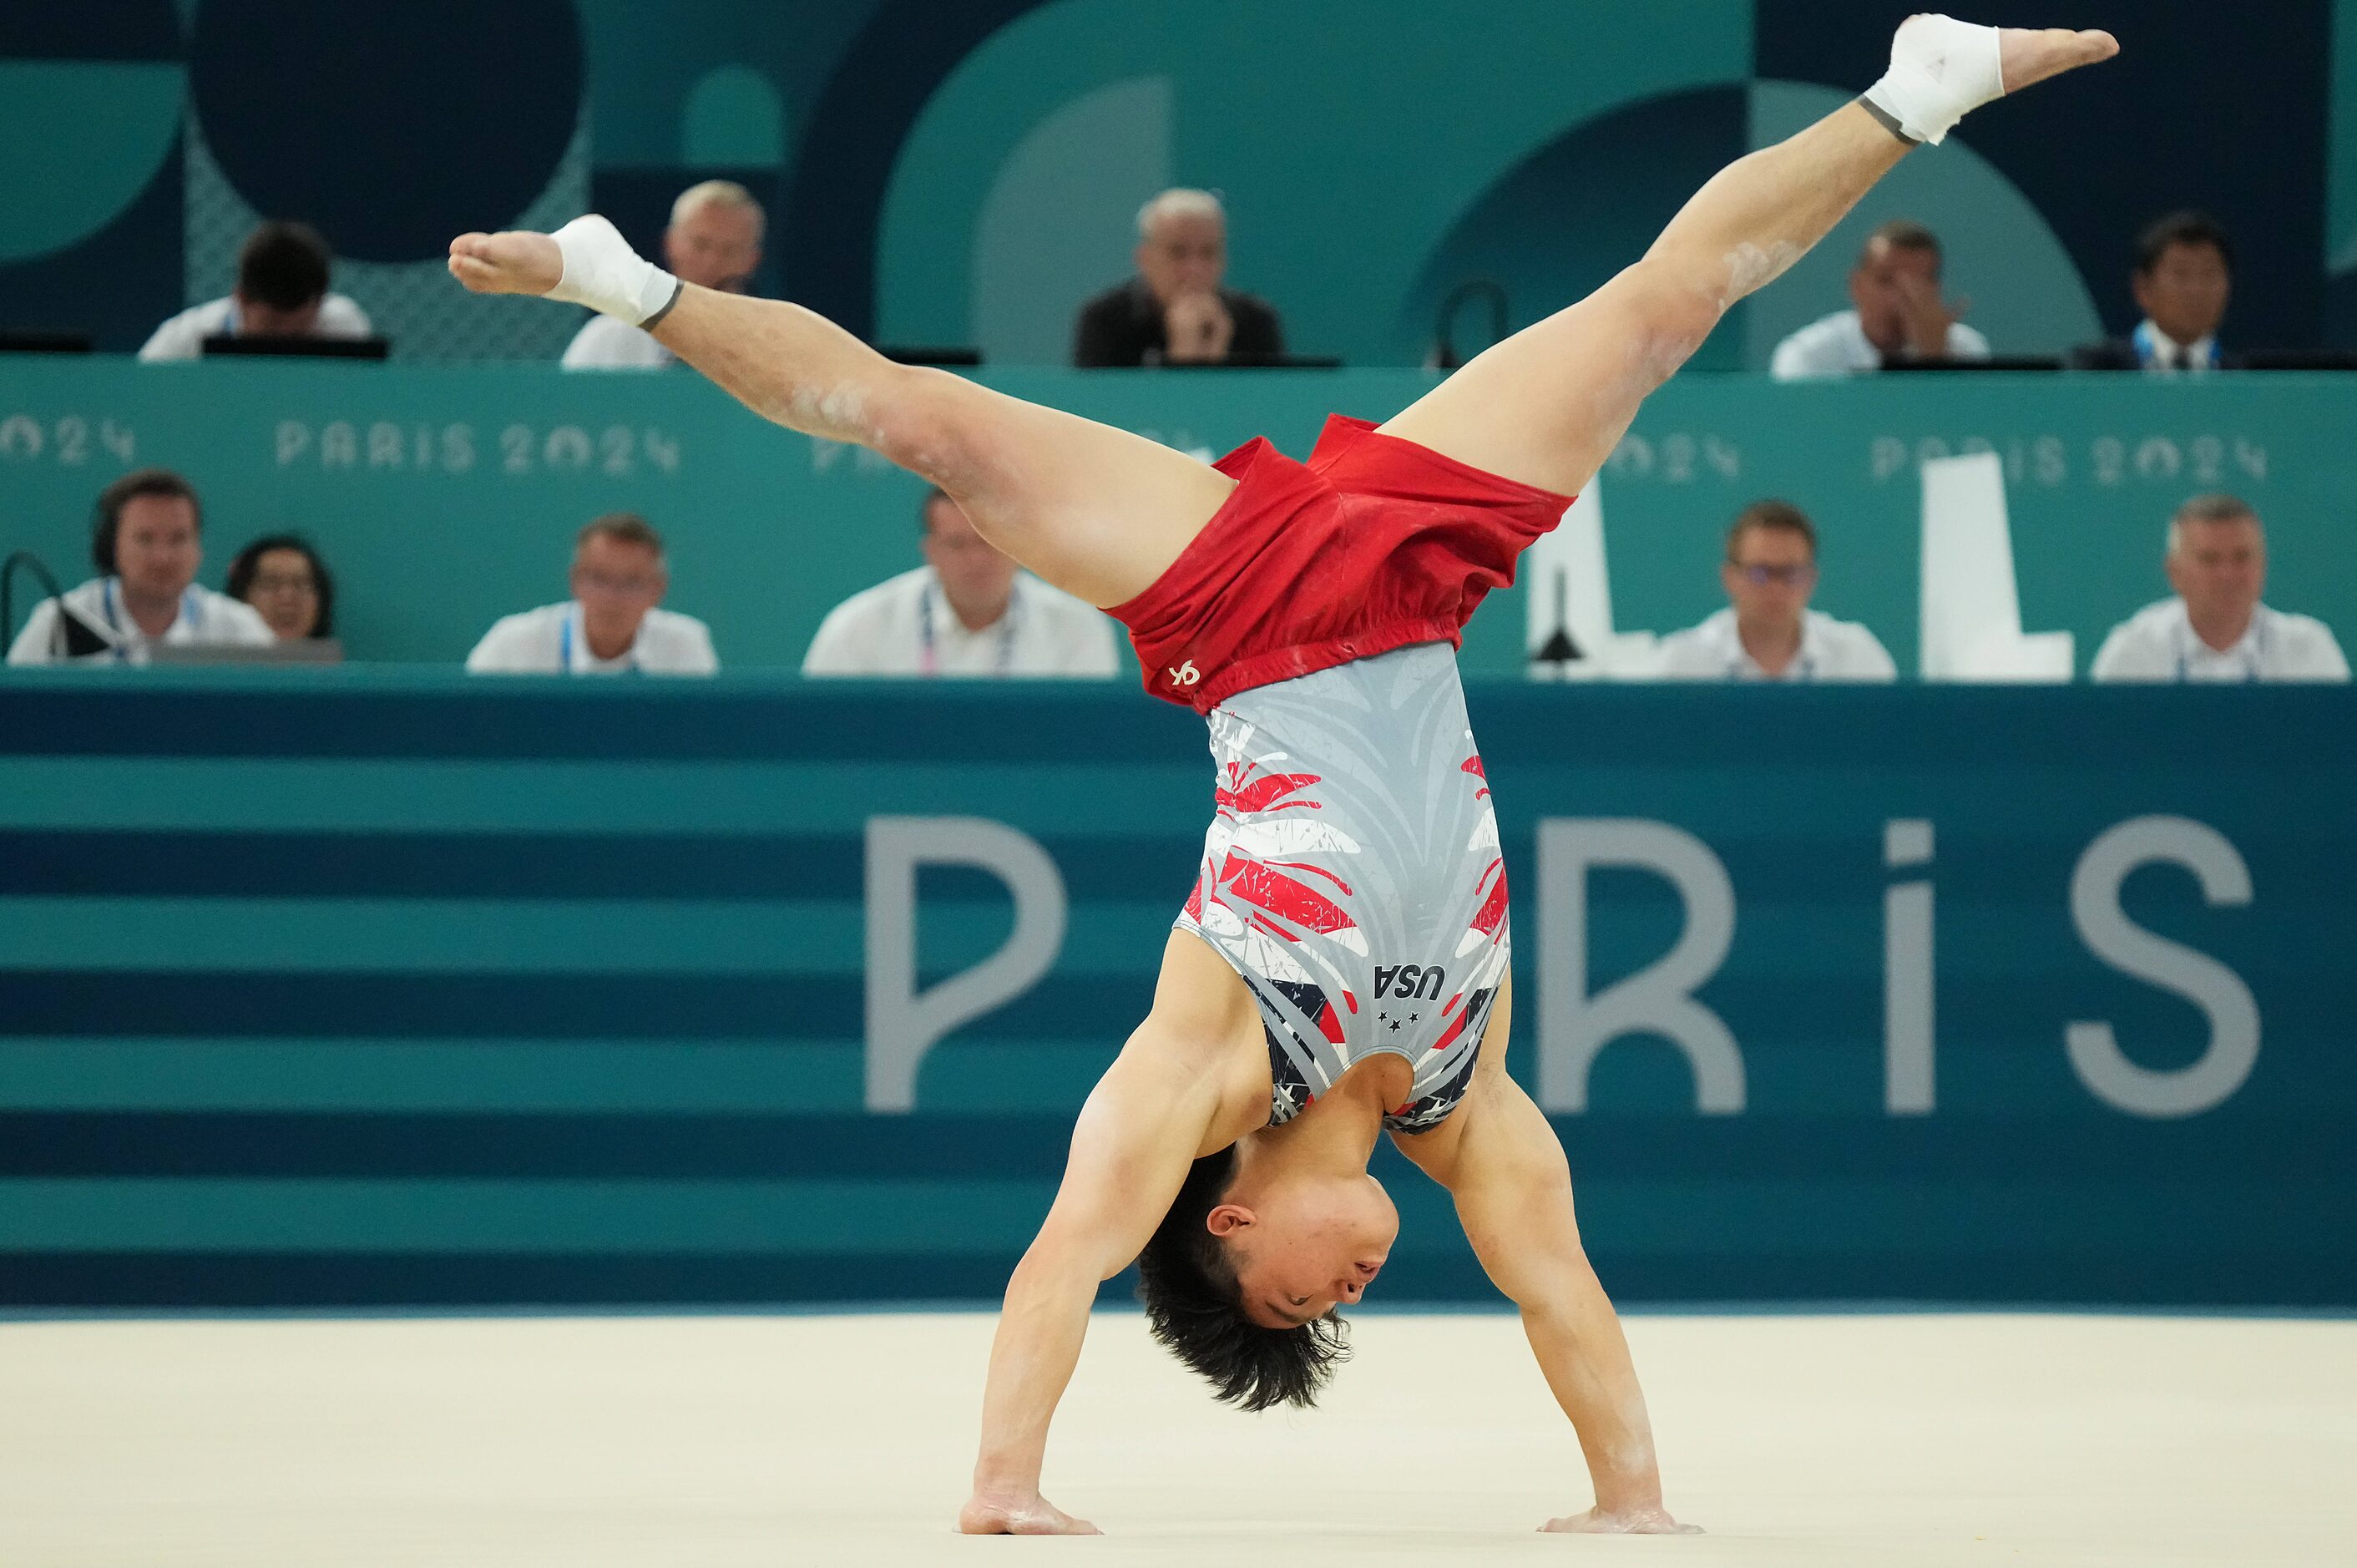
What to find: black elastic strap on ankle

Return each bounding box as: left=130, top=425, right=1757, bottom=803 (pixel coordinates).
left=639, top=276, right=685, bottom=331
left=1859, top=95, right=1919, bottom=145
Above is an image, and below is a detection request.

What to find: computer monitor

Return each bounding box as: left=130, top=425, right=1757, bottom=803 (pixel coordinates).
left=880, top=346, right=984, bottom=367
left=0, top=331, right=95, bottom=355
left=201, top=336, right=390, bottom=362
left=1151, top=354, right=1346, bottom=371
left=2241, top=351, right=2357, bottom=372
left=1879, top=357, right=2063, bottom=373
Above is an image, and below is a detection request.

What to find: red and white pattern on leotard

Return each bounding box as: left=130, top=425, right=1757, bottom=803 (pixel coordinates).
left=1182, top=756, right=1372, bottom=996
left=1454, top=755, right=1510, bottom=961
left=1176, top=645, right=1510, bottom=1135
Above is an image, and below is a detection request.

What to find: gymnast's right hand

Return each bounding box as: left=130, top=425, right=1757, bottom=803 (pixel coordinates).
left=446, top=230, right=563, bottom=297
left=958, top=1488, right=1101, bottom=1536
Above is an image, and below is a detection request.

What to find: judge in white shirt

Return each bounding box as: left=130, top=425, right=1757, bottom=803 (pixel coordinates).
left=802, top=488, right=1119, bottom=679
left=466, top=513, right=718, bottom=675
left=8, top=469, right=274, bottom=665
left=561, top=182, right=764, bottom=371
left=138, top=221, right=372, bottom=362
left=2091, top=495, right=2349, bottom=683
left=1652, top=500, right=1898, bottom=683
left=1769, top=220, right=1990, bottom=381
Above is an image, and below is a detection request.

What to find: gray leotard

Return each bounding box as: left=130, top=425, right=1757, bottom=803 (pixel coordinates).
left=1175, top=641, right=1509, bottom=1133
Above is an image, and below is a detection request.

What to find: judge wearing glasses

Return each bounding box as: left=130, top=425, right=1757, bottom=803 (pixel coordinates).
left=1652, top=500, right=1898, bottom=682
left=466, top=513, right=717, bottom=675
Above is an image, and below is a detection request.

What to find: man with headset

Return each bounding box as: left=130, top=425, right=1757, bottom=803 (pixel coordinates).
left=802, top=488, right=1117, bottom=679
left=1651, top=499, right=1898, bottom=681
left=6, top=469, right=275, bottom=665
left=2091, top=494, right=2348, bottom=682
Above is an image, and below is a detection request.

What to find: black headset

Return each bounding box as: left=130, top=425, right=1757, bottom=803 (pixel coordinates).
left=89, top=471, right=202, bottom=575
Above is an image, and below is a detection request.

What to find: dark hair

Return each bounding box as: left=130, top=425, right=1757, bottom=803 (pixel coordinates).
left=575, top=512, right=665, bottom=558
left=226, top=534, right=336, bottom=638
left=1135, top=1146, right=1352, bottom=1412
left=236, top=221, right=334, bottom=313
left=1862, top=219, right=1943, bottom=278
left=917, top=487, right=958, bottom=535
left=2136, top=211, right=2234, bottom=277
left=1726, top=498, right=1817, bottom=561
left=92, top=468, right=203, bottom=574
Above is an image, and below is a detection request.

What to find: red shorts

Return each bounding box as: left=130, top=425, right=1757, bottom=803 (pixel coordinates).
left=1106, top=415, right=1574, bottom=714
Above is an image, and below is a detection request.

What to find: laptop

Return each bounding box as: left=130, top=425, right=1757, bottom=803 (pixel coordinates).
left=148, top=639, right=345, bottom=665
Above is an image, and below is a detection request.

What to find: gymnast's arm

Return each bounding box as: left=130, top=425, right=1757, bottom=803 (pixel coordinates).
left=1429, top=1065, right=1698, bottom=1535
left=958, top=1039, right=1222, bottom=1535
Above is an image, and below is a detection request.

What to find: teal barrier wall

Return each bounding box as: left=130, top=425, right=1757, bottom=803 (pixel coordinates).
left=4, top=361, right=2355, bottom=675
left=0, top=671, right=2350, bottom=1308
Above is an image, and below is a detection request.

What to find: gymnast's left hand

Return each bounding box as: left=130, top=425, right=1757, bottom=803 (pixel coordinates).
left=1542, top=1504, right=1703, bottom=1535
left=958, top=1487, right=1102, bottom=1535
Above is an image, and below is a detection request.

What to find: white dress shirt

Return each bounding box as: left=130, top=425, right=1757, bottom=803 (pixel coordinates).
left=2131, top=321, right=2222, bottom=375
left=465, top=602, right=719, bottom=675
left=6, top=577, right=275, bottom=665
left=802, top=567, right=1120, bottom=678
left=561, top=315, right=676, bottom=371
left=137, top=295, right=374, bottom=362
left=2091, top=599, right=2349, bottom=683
left=1769, top=309, right=1993, bottom=381
left=1651, top=608, right=1899, bottom=683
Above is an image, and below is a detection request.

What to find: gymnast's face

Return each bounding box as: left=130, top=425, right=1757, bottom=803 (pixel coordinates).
left=1209, top=1171, right=1398, bottom=1328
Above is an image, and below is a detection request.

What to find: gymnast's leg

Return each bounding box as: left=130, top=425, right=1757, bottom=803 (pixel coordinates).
left=1377, top=18, right=2119, bottom=496
left=447, top=231, right=1236, bottom=610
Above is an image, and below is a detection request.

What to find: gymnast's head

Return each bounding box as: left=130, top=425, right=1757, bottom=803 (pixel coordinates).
left=1135, top=1142, right=1396, bottom=1409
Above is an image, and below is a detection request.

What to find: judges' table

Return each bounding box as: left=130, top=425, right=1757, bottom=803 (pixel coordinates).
left=0, top=669, right=2349, bottom=1308
left=3, top=360, right=2354, bottom=673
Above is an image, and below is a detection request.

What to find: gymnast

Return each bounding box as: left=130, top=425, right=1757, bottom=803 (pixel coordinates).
left=449, top=16, right=2116, bottom=1534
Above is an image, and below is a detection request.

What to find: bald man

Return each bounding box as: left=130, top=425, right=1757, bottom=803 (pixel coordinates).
left=563, top=182, right=765, bottom=371
left=1073, top=190, right=1287, bottom=367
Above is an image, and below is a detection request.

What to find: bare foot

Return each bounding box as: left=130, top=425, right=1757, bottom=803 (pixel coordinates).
left=1997, top=24, right=2121, bottom=94
left=1542, top=1505, right=1703, bottom=1535
left=958, top=1490, right=1101, bottom=1535
left=446, top=230, right=564, bottom=298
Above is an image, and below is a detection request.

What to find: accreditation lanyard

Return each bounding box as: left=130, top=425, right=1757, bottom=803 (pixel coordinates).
left=99, top=577, right=197, bottom=663
left=2176, top=616, right=2268, bottom=683
left=1730, top=651, right=1818, bottom=681
left=1728, top=622, right=1817, bottom=682
left=2133, top=321, right=2218, bottom=374
left=918, top=579, right=1019, bottom=678
left=558, top=605, right=640, bottom=675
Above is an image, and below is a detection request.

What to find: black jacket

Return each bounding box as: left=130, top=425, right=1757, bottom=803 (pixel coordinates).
left=1072, top=277, right=1287, bottom=367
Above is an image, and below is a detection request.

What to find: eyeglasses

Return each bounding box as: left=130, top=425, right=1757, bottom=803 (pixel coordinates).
left=1727, top=563, right=1817, bottom=586
left=248, top=572, right=317, bottom=595
left=574, top=569, right=661, bottom=594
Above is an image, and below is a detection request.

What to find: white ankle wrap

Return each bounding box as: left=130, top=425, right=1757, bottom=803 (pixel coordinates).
left=548, top=215, right=681, bottom=327
left=1862, top=14, right=2005, bottom=146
